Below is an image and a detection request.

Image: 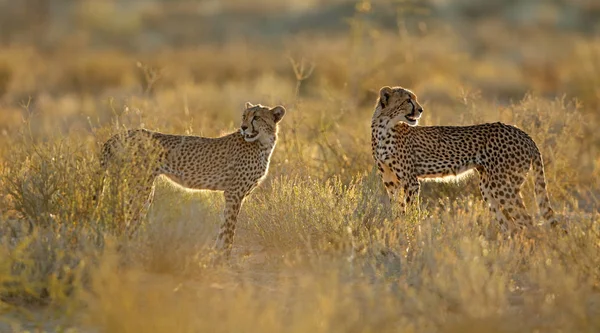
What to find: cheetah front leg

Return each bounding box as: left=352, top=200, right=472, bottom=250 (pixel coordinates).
left=215, top=190, right=244, bottom=257
left=379, top=162, right=405, bottom=214
left=383, top=180, right=403, bottom=213
left=402, top=177, right=421, bottom=216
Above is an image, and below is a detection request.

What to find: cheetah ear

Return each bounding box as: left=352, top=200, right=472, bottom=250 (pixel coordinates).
left=245, top=102, right=254, bottom=109
left=271, top=106, right=286, bottom=123
left=379, top=86, right=393, bottom=108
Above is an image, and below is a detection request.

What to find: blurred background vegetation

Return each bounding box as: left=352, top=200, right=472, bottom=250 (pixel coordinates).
left=0, top=0, right=598, bottom=207
left=0, top=0, right=599, bottom=332
left=0, top=0, right=599, bottom=105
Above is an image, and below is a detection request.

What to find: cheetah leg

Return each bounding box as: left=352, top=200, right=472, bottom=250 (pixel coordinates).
left=500, top=184, right=534, bottom=231
left=383, top=180, right=403, bottom=214
left=215, top=191, right=243, bottom=257
left=403, top=177, right=421, bottom=215
left=380, top=163, right=404, bottom=213
left=488, top=170, right=535, bottom=235
left=125, top=174, right=157, bottom=238
left=479, top=174, right=511, bottom=233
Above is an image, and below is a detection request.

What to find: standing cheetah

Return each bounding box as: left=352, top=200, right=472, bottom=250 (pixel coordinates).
left=371, top=86, right=557, bottom=232
left=99, top=102, right=286, bottom=255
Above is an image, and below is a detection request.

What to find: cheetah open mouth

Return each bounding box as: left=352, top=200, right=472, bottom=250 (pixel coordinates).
left=405, top=113, right=420, bottom=125
left=244, top=132, right=259, bottom=140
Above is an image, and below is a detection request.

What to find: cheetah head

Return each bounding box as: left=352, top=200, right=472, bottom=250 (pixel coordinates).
left=374, top=86, right=423, bottom=128
left=240, top=102, right=286, bottom=143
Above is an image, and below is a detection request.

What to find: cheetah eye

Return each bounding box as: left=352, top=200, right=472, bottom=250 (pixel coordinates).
left=251, top=117, right=257, bottom=124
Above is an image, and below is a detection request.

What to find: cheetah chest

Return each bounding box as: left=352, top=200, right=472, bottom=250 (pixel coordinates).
left=242, top=155, right=270, bottom=182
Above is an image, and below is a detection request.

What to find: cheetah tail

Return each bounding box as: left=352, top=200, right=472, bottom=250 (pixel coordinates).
left=531, top=149, right=557, bottom=226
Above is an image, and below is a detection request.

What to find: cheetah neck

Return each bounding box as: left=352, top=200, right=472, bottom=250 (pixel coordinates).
left=257, top=134, right=277, bottom=152
left=252, top=134, right=277, bottom=169
left=371, top=118, right=388, bottom=161
left=371, top=117, right=410, bottom=160
left=257, top=135, right=277, bottom=175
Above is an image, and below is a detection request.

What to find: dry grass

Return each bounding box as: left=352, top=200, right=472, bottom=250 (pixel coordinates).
left=0, top=0, right=599, bottom=332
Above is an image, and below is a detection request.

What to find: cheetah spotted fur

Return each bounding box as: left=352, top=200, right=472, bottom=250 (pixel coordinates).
left=371, top=86, right=557, bottom=233
left=99, top=102, right=286, bottom=255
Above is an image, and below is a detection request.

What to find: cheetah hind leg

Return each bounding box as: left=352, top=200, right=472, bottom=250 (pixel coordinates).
left=124, top=175, right=157, bottom=238
left=479, top=174, right=512, bottom=234
left=502, top=186, right=534, bottom=229
left=495, top=170, right=536, bottom=232
left=487, top=181, right=534, bottom=238
left=498, top=173, right=538, bottom=238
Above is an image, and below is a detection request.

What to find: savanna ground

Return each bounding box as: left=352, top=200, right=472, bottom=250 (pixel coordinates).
left=0, top=0, right=599, bottom=332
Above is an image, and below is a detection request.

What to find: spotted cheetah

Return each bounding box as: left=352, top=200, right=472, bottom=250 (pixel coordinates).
left=371, top=86, right=557, bottom=232
left=99, top=102, right=286, bottom=255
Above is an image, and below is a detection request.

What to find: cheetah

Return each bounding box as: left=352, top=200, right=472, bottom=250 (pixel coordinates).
left=371, top=86, right=557, bottom=232
left=99, top=102, right=286, bottom=255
